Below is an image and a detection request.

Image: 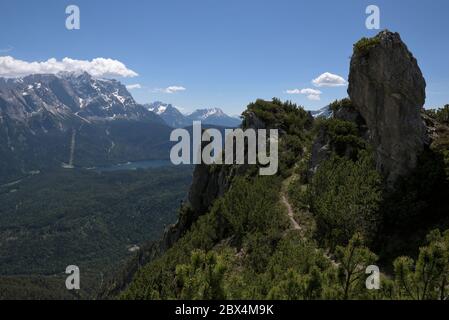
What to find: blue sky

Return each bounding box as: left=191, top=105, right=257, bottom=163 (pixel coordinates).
left=1, top=0, right=448, bottom=114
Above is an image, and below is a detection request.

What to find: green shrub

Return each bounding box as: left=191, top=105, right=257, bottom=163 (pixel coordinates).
left=393, top=229, right=449, bottom=300
left=308, top=152, right=382, bottom=248
left=175, top=250, right=228, bottom=300
left=315, top=118, right=367, bottom=160
left=219, top=176, right=285, bottom=243
left=354, top=36, right=381, bottom=55
left=334, top=233, right=378, bottom=299
left=427, top=104, right=449, bottom=124
left=329, top=98, right=353, bottom=114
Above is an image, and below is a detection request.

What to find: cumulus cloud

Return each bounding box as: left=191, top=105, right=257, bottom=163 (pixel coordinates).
left=286, top=88, right=322, bottom=101
left=155, top=86, right=186, bottom=94
left=312, top=72, right=347, bottom=87
left=0, top=56, right=138, bottom=78
left=126, top=84, right=142, bottom=90
left=306, top=93, right=321, bottom=101
left=165, top=86, right=186, bottom=94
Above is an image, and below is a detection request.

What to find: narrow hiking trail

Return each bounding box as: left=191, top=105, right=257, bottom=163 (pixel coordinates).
left=281, top=176, right=339, bottom=267
left=280, top=161, right=340, bottom=267
left=280, top=172, right=302, bottom=232
left=281, top=194, right=301, bottom=231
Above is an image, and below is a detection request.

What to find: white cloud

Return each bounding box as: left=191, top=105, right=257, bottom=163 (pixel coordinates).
left=307, top=94, right=321, bottom=101
left=155, top=86, right=186, bottom=94
left=165, top=86, right=186, bottom=94
left=286, top=88, right=322, bottom=101
left=126, top=84, right=142, bottom=90
left=285, top=88, right=322, bottom=95
left=312, top=72, right=347, bottom=87
left=285, top=89, right=301, bottom=94
left=0, top=56, right=138, bottom=78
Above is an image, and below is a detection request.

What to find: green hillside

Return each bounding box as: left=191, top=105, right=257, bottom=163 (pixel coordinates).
left=120, top=99, right=449, bottom=300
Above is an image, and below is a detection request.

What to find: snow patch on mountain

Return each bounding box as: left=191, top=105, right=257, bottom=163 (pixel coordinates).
left=146, top=103, right=241, bottom=128
left=310, top=105, right=332, bottom=119
left=0, top=72, right=164, bottom=125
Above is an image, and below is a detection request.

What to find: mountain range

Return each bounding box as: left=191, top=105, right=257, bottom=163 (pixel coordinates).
left=0, top=72, right=162, bottom=123
left=146, top=101, right=241, bottom=128
left=0, top=72, right=172, bottom=183
left=0, top=73, right=243, bottom=183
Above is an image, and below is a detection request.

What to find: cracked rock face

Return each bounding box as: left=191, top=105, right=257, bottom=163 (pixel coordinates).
left=348, top=30, right=427, bottom=186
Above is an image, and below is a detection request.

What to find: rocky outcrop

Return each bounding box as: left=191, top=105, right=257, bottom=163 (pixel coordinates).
left=422, top=111, right=449, bottom=151
left=348, top=30, right=427, bottom=185
left=308, top=126, right=331, bottom=178
left=188, top=164, right=234, bottom=214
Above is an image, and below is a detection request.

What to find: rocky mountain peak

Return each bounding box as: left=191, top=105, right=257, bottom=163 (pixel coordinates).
left=0, top=72, right=159, bottom=123
left=147, top=101, right=177, bottom=115
left=146, top=102, right=189, bottom=127
left=146, top=103, right=242, bottom=128
left=348, top=30, right=427, bottom=186
left=187, top=108, right=241, bottom=127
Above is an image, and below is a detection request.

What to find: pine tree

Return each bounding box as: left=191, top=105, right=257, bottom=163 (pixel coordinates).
left=335, top=233, right=378, bottom=299
left=394, top=229, right=449, bottom=300
left=175, top=250, right=227, bottom=300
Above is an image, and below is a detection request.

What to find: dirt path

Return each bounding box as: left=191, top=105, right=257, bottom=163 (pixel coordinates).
left=280, top=164, right=340, bottom=267
left=281, top=194, right=301, bottom=231
left=281, top=181, right=339, bottom=267
left=280, top=170, right=302, bottom=231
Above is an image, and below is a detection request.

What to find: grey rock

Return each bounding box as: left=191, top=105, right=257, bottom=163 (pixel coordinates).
left=244, top=111, right=266, bottom=130
left=308, top=126, right=331, bottom=179
left=146, top=102, right=191, bottom=128
left=348, top=30, right=427, bottom=186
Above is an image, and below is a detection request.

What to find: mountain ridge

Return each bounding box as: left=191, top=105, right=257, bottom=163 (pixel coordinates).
left=0, top=72, right=163, bottom=124
left=0, top=73, right=172, bottom=182
left=146, top=101, right=241, bottom=128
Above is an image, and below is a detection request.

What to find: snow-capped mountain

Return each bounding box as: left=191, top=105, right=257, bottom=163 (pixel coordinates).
left=187, top=108, right=241, bottom=127
left=145, top=101, right=190, bottom=128
left=146, top=103, right=241, bottom=128
left=0, top=72, right=162, bottom=124
left=0, top=73, right=171, bottom=182
left=147, top=102, right=169, bottom=115
left=310, top=105, right=332, bottom=119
